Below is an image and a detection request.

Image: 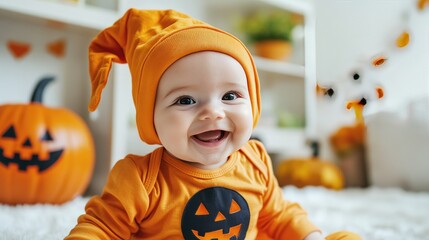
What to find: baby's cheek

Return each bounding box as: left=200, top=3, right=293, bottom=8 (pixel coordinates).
left=232, top=106, right=253, bottom=134
left=242, top=104, right=254, bottom=126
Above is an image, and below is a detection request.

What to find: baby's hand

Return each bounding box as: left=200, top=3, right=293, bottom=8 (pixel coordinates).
left=303, top=231, right=325, bottom=240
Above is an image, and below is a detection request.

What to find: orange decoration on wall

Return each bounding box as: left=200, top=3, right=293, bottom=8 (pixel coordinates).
left=346, top=101, right=365, bottom=122
left=396, top=31, right=410, bottom=48
left=376, top=86, right=384, bottom=99
left=47, top=39, right=66, bottom=58
left=417, top=0, right=429, bottom=10
left=316, top=83, right=334, bottom=97
left=7, top=41, right=31, bottom=59
left=372, top=56, right=387, bottom=67
left=316, top=83, right=326, bottom=96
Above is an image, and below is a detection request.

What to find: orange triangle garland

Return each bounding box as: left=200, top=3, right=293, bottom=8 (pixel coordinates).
left=396, top=31, right=410, bottom=48
left=47, top=39, right=66, bottom=58
left=7, top=40, right=31, bottom=59
left=346, top=101, right=365, bottom=123
left=371, top=56, right=387, bottom=67
left=418, top=0, right=429, bottom=10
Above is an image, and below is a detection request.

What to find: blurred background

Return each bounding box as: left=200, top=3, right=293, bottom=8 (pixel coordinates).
left=1, top=0, right=428, bottom=194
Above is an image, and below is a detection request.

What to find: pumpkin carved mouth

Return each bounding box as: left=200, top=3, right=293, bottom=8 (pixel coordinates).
left=182, top=187, right=250, bottom=240
left=192, top=224, right=241, bottom=240
left=0, top=148, right=63, bottom=172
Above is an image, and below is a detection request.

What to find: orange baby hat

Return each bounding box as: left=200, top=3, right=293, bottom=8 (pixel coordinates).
left=88, top=9, right=260, bottom=144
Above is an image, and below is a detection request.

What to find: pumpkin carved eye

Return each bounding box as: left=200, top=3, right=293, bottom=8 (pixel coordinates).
left=2, top=126, right=16, bottom=139
left=40, top=130, right=53, bottom=141
left=229, top=199, right=241, bottom=214
left=196, top=203, right=209, bottom=216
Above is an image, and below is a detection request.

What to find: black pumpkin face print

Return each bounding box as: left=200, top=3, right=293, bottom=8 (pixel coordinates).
left=182, top=187, right=250, bottom=240
left=0, top=125, right=63, bottom=172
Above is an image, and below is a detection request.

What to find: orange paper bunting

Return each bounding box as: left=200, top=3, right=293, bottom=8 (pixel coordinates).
left=7, top=41, right=31, bottom=59
left=396, top=31, right=410, bottom=48
left=346, top=101, right=365, bottom=123
left=47, top=39, right=66, bottom=58
left=372, top=56, right=387, bottom=67
left=418, top=0, right=429, bottom=10
left=316, top=83, right=334, bottom=97
left=316, top=83, right=327, bottom=96
left=376, top=86, right=384, bottom=99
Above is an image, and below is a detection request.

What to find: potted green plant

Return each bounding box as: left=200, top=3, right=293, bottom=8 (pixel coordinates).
left=239, top=11, right=297, bottom=60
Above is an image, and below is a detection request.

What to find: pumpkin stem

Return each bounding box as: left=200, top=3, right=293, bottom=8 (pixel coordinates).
left=30, top=76, right=55, bottom=103
left=310, top=140, right=319, bottom=158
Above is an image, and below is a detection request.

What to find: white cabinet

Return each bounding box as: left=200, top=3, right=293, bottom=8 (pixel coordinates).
left=0, top=0, right=316, bottom=194
left=201, top=0, right=317, bottom=159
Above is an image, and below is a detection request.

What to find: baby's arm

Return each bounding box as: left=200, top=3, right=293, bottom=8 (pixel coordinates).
left=304, top=231, right=326, bottom=240
left=249, top=140, right=321, bottom=239
left=65, top=158, right=149, bottom=239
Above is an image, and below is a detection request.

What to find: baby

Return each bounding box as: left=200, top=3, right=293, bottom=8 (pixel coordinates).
left=66, top=8, right=361, bottom=240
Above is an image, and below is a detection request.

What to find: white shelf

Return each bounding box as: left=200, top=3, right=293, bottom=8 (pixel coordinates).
left=254, top=56, right=305, bottom=78
left=204, top=0, right=310, bottom=14
left=252, top=126, right=311, bottom=157
left=259, top=0, right=312, bottom=14
left=0, top=0, right=119, bottom=31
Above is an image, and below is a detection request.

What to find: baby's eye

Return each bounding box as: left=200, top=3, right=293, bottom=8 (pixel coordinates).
left=222, top=91, right=239, bottom=101
left=175, top=96, right=196, bottom=105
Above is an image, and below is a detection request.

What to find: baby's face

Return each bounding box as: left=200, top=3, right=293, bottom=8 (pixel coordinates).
left=154, top=51, right=253, bottom=170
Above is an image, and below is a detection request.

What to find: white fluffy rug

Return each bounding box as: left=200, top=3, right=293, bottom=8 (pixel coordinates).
left=0, top=186, right=428, bottom=240
left=283, top=187, right=429, bottom=240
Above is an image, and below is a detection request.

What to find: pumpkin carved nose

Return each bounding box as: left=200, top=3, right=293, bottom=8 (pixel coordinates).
left=215, top=212, right=226, bottom=222
left=23, top=138, right=32, bottom=147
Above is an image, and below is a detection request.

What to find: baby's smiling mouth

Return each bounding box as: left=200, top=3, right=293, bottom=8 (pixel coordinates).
left=192, top=130, right=229, bottom=143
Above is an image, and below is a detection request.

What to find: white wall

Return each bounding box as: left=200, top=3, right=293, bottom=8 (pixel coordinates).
left=0, top=18, right=92, bottom=118
left=305, top=0, right=429, bottom=160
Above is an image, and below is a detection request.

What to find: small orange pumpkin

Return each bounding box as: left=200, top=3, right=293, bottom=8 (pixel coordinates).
left=0, top=77, right=95, bottom=204
left=276, top=158, right=344, bottom=190
left=276, top=142, right=344, bottom=190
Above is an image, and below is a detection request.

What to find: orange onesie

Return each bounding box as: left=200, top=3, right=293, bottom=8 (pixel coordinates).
left=66, top=140, right=320, bottom=239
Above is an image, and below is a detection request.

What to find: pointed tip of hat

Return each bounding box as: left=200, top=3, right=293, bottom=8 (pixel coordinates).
left=88, top=96, right=100, bottom=112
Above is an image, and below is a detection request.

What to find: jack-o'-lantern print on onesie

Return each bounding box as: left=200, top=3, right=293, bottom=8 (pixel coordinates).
left=181, top=187, right=250, bottom=240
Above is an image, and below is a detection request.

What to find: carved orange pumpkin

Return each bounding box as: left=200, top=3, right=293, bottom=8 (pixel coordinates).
left=0, top=77, right=95, bottom=204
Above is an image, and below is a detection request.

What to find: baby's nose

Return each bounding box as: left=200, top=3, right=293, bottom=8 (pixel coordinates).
left=199, top=102, right=225, bottom=120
